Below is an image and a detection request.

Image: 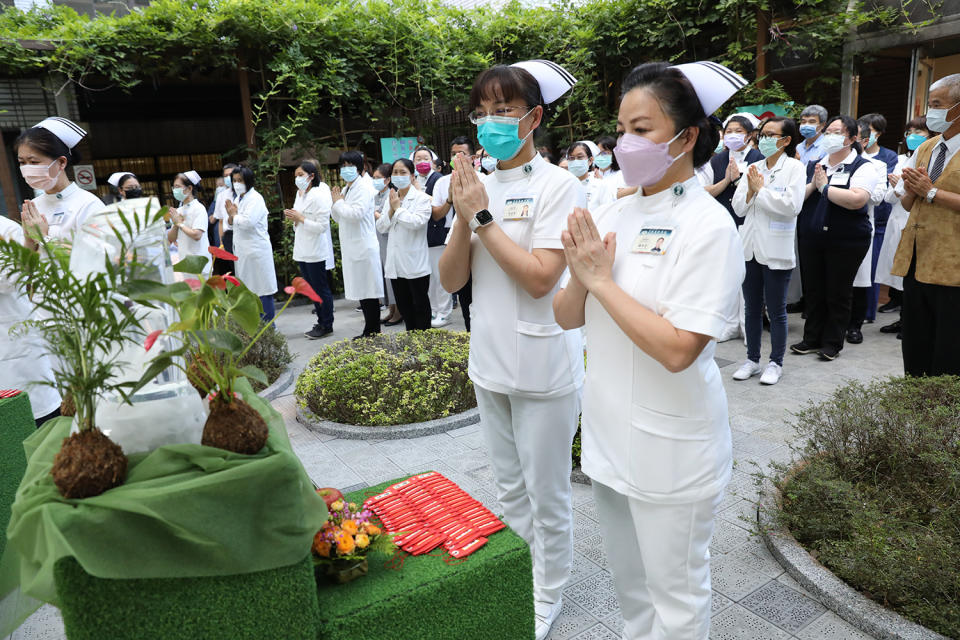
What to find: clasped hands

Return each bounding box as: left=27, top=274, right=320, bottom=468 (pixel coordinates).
left=901, top=167, right=934, bottom=198
left=561, top=208, right=615, bottom=292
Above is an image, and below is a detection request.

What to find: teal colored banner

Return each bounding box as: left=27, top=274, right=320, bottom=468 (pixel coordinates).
left=380, top=137, right=420, bottom=164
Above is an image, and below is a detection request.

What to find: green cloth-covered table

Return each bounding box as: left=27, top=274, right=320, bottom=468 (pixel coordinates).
left=0, top=392, right=35, bottom=563
left=1, top=378, right=327, bottom=638
left=315, top=480, right=535, bottom=640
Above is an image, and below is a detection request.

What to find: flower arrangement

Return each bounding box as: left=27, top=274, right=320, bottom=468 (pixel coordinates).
left=311, top=495, right=395, bottom=583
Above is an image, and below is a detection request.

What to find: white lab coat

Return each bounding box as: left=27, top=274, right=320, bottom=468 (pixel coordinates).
left=375, top=187, right=431, bottom=280
left=0, top=217, right=60, bottom=418
left=231, top=188, right=277, bottom=296
left=331, top=179, right=384, bottom=300
left=853, top=158, right=887, bottom=287
left=875, top=154, right=911, bottom=290
left=292, top=184, right=333, bottom=264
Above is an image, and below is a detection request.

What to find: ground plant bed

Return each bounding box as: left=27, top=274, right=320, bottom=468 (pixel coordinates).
left=770, top=376, right=960, bottom=638
left=295, top=331, right=474, bottom=427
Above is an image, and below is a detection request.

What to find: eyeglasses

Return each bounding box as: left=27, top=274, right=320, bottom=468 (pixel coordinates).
left=468, top=106, right=532, bottom=124
left=758, top=134, right=783, bottom=140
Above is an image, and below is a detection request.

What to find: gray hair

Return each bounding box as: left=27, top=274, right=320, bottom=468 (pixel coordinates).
left=930, top=74, right=960, bottom=102
left=800, top=104, right=828, bottom=124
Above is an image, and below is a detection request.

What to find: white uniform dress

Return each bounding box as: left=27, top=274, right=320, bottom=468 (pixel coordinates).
left=331, top=179, right=384, bottom=301
left=429, top=175, right=455, bottom=319
left=31, top=182, right=104, bottom=243
left=213, top=187, right=233, bottom=236
left=0, top=218, right=60, bottom=419
left=455, top=152, right=585, bottom=608
left=581, top=176, right=744, bottom=640
left=376, top=187, right=431, bottom=280
left=231, top=188, right=277, bottom=296
left=292, top=184, right=332, bottom=264
left=173, top=198, right=210, bottom=273
left=875, top=154, right=911, bottom=290
left=579, top=175, right=616, bottom=209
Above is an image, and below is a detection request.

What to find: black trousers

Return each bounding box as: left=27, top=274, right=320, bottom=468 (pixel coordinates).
left=457, top=276, right=472, bottom=332
left=358, top=298, right=381, bottom=336
left=213, top=230, right=234, bottom=276
left=901, top=257, right=960, bottom=376
left=849, top=286, right=870, bottom=330
left=799, top=239, right=869, bottom=351
left=391, top=275, right=432, bottom=331
left=298, top=260, right=334, bottom=330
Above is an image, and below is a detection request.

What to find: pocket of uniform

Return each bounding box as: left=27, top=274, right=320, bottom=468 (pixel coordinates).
left=628, top=405, right=715, bottom=494
left=515, top=320, right=568, bottom=393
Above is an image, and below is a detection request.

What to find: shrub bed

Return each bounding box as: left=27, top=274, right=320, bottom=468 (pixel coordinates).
left=773, top=376, right=960, bottom=638
left=295, top=330, right=474, bottom=427
left=234, top=320, right=294, bottom=392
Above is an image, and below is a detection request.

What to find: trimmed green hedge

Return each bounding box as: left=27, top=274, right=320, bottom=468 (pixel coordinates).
left=296, top=330, right=474, bottom=426
left=774, top=376, right=960, bottom=638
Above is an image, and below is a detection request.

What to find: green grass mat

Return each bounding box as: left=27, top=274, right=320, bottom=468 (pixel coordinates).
left=313, top=479, right=535, bottom=640
left=0, top=393, right=35, bottom=561
left=54, top=555, right=319, bottom=640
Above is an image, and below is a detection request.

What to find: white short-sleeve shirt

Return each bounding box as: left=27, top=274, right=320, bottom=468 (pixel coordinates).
left=430, top=175, right=456, bottom=228
left=175, top=199, right=210, bottom=268
left=32, top=182, right=105, bottom=242
left=580, top=176, right=744, bottom=503
left=462, top=153, right=586, bottom=398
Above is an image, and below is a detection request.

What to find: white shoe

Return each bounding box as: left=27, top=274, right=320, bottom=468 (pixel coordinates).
left=431, top=315, right=451, bottom=328
left=732, top=360, right=762, bottom=381
left=760, top=361, right=782, bottom=385
left=534, top=599, right=563, bottom=640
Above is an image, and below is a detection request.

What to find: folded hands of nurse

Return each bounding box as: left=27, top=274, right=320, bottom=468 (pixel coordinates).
left=20, top=200, right=48, bottom=238
left=561, top=208, right=615, bottom=292
left=450, top=154, right=488, bottom=225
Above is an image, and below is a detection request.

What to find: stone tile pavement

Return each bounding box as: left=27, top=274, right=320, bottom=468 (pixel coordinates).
left=8, top=298, right=904, bottom=640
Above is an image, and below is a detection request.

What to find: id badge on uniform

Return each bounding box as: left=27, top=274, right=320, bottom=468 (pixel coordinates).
left=829, top=171, right=850, bottom=187
left=48, top=210, right=65, bottom=226
left=503, top=195, right=535, bottom=220
left=632, top=227, right=674, bottom=255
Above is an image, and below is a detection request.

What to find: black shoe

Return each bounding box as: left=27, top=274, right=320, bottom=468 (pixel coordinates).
left=305, top=325, right=333, bottom=340
left=878, top=300, right=901, bottom=313
left=818, top=346, right=840, bottom=361
left=845, top=329, right=863, bottom=344
left=897, top=332, right=902, bottom=340
left=790, top=341, right=820, bottom=355
left=879, top=319, right=902, bottom=334
left=383, top=318, right=404, bottom=327
left=352, top=331, right=380, bottom=341
left=786, top=301, right=805, bottom=314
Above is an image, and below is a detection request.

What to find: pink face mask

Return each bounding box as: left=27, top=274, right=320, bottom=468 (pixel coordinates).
left=614, top=130, right=686, bottom=188
left=415, top=161, right=432, bottom=175
left=20, top=159, right=62, bottom=192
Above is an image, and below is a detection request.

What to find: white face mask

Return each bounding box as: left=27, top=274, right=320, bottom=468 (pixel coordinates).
left=233, top=182, right=247, bottom=196
left=821, top=133, right=849, bottom=155
left=295, top=175, right=311, bottom=191
left=926, top=101, right=960, bottom=133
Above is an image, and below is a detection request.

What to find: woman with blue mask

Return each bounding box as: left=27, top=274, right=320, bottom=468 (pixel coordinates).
left=594, top=136, right=623, bottom=188
left=439, top=60, right=585, bottom=640
left=566, top=141, right=616, bottom=209
left=874, top=116, right=931, bottom=337
left=704, top=115, right=764, bottom=226
left=167, top=170, right=210, bottom=274
left=331, top=150, right=384, bottom=338
left=375, top=158, right=432, bottom=331
left=371, top=162, right=403, bottom=326
left=224, top=165, right=278, bottom=321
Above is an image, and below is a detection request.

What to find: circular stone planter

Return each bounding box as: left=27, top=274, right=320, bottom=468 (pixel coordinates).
left=758, top=479, right=951, bottom=640
left=296, top=402, right=479, bottom=440
left=257, top=365, right=295, bottom=402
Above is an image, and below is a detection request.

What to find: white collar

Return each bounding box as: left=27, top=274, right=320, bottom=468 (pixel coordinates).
left=759, top=152, right=788, bottom=173
left=42, top=182, right=80, bottom=201
left=494, top=152, right=544, bottom=183
left=630, top=175, right=701, bottom=209
left=823, top=150, right=858, bottom=170
left=933, top=132, right=960, bottom=154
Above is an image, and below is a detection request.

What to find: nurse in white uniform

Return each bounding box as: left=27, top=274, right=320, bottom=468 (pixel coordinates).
left=566, top=141, right=616, bottom=209
left=331, top=150, right=384, bottom=338
left=554, top=61, right=746, bottom=640
left=225, top=165, right=278, bottom=321
left=439, top=60, right=584, bottom=640
left=15, top=117, right=104, bottom=250
left=167, top=170, right=210, bottom=273
left=107, top=172, right=143, bottom=201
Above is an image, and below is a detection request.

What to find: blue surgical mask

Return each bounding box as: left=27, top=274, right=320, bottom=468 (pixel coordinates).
left=223, top=176, right=232, bottom=188
left=372, top=178, right=386, bottom=192
left=799, top=124, right=818, bottom=139
left=340, top=166, right=358, bottom=183
left=480, top=156, right=498, bottom=173
left=594, top=153, right=613, bottom=170
left=567, top=159, right=590, bottom=177
left=173, top=187, right=186, bottom=202
left=758, top=136, right=782, bottom=158
left=867, top=133, right=878, bottom=149
left=905, top=133, right=927, bottom=151
left=476, top=109, right=535, bottom=161
left=392, top=175, right=411, bottom=190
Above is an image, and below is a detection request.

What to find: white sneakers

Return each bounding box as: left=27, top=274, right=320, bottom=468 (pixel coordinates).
left=732, top=360, right=782, bottom=385
left=431, top=314, right=451, bottom=328
left=760, top=362, right=782, bottom=385
left=732, top=360, right=762, bottom=380
left=534, top=599, right=563, bottom=640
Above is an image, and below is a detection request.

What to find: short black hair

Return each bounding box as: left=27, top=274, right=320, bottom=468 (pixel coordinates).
left=450, top=136, right=474, bottom=155
left=230, top=165, right=255, bottom=195
left=621, top=62, right=719, bottom=168
left=392, top=158, right=415, bottom=175
left=759, top=117, right=800, bottom=159
left=469, top=65, right=546, bottom=133
left=223, top=163, right=238, bottom=171
left=339, top=151, right=364, bottom=172
left=858, top=112, right=887, bottom=134
left=373, top=163, right=392, bottom=179
left=596, top=136, right=620, bottom=171
left=724, top=115, right=755, bottom=134
left=116, top=173, right=137, bottom=190
left=298, top=160, right=320, bottom=187
left=568, top=141, right=594, bottom=159
left=14, top=127, right=82, bottom=168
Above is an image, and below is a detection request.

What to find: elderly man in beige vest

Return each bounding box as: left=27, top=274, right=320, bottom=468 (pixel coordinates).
left=893, top=73, right=960, bottom=376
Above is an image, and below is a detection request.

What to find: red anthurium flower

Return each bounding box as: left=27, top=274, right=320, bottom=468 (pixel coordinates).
left=290, top=276, right=323, bottom=303
left=184, top=278, right=203, bottom=291
left=144, top=330, right=162, bottom=352
left=206, top=275, right=226, bottom=290
left=224, top=275, right=241, bottom=287
left=208, top=246, right=238, bottom=261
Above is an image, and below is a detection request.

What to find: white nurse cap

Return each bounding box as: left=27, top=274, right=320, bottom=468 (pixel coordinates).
left=408, top=147, right=438, bottom=162
left=578, top=140, right=601, bottom=157
left=724, top=111, right=761, bottom=129
left=34, top=117, right=87, bottom=149
left=510, top=60, right=577, bottom=104
left=183, top=170, right=202, bottom=185
left=671, top=61, right=747, bottom=116
left=107, top=172, right=134, bottom=188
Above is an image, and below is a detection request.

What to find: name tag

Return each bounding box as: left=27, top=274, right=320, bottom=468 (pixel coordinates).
left=829, top=171, right=850, bottom=187
left=503, top=195, right=534, bottom=220
left=632, top=227, right=674, bottom=255
left=48, top=210, right=66, bottom=226
left=769, top=220, right=794, bottom=232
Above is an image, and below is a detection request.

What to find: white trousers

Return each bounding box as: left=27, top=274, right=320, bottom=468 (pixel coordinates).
left=474, top=386, right=580, bottom=605
left=593, top=481, right=722, bottom=640
left=428, top=245, right=453, bottom=318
